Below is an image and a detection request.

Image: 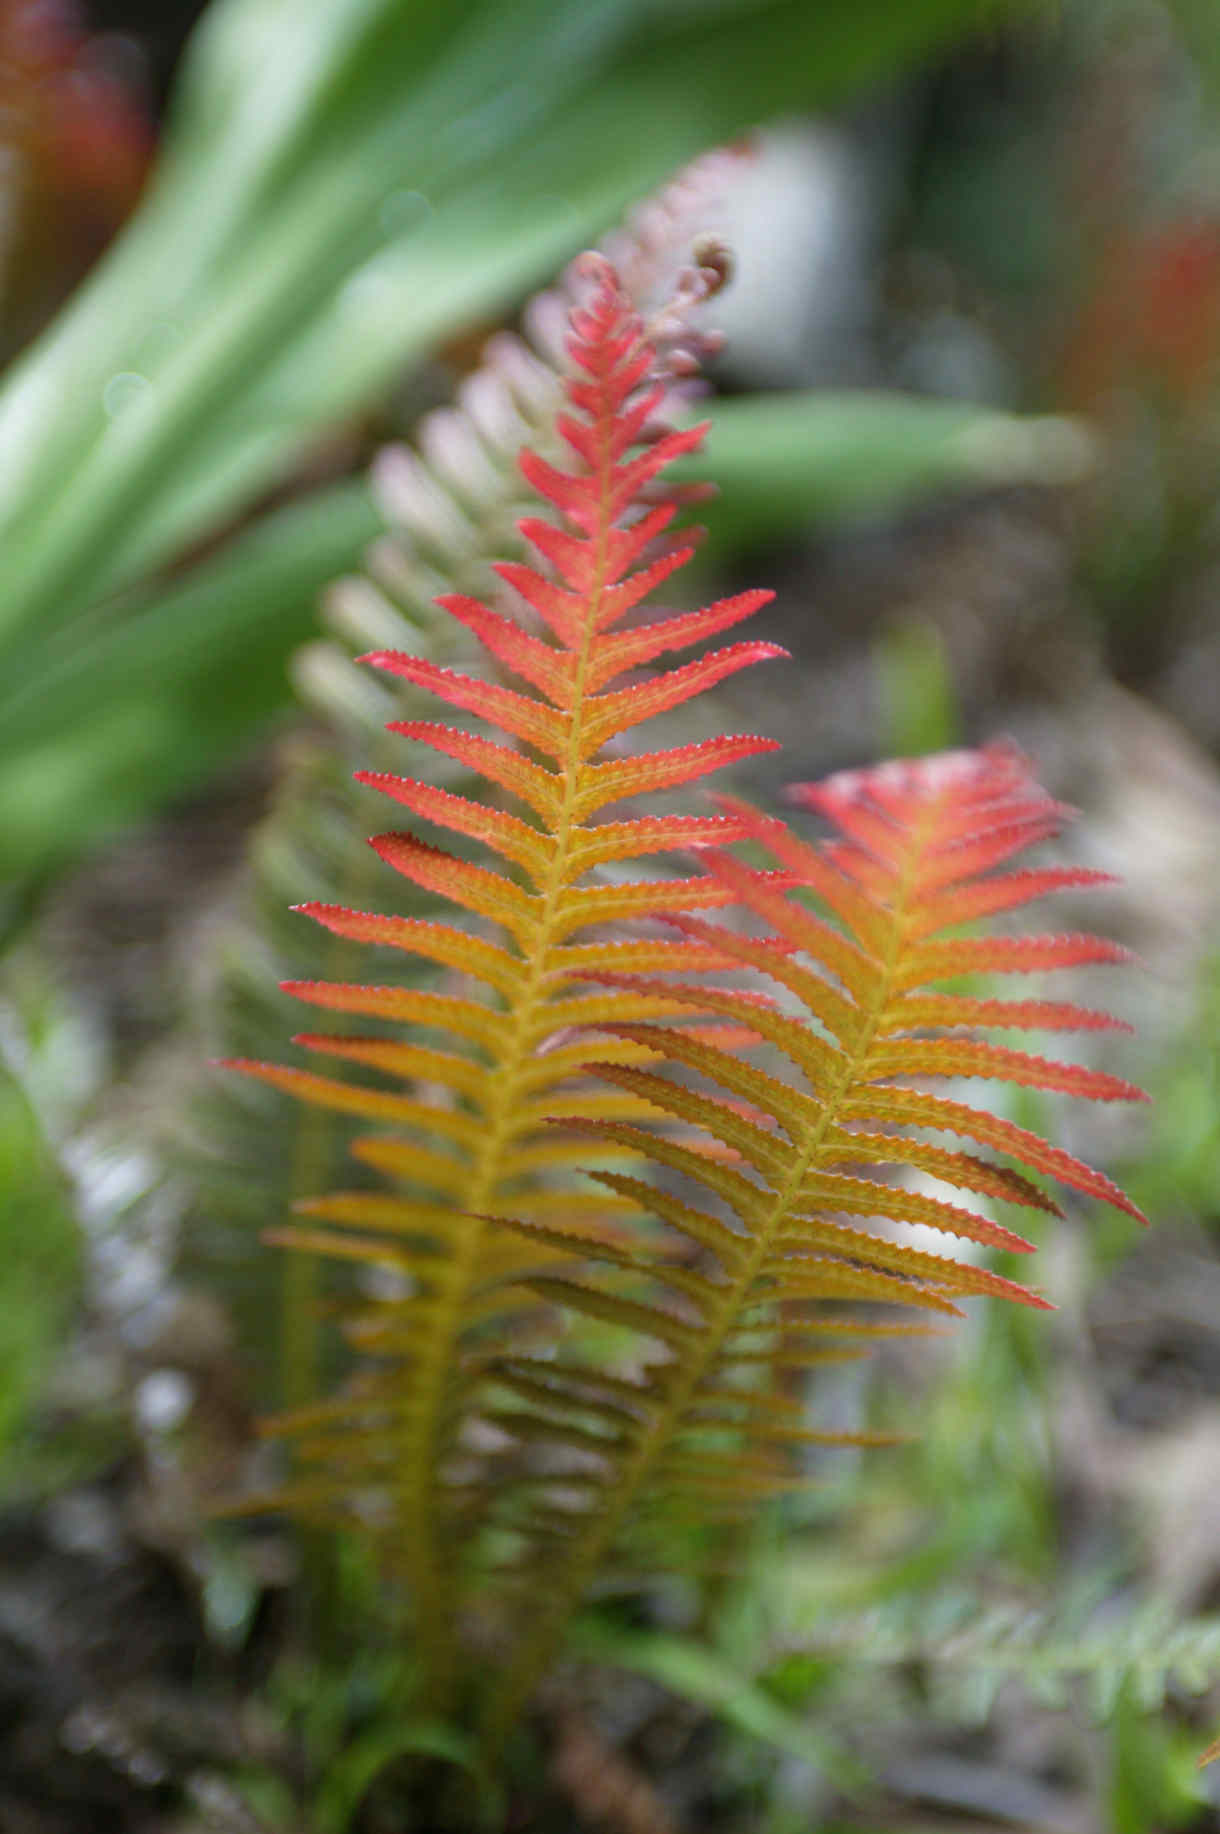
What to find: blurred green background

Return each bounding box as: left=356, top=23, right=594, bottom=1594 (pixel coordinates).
left=2, top=0, right=1220, bottom=1828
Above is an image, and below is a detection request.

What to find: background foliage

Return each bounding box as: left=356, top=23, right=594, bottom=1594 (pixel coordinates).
left=2, top=0, right=1220, bottom=1828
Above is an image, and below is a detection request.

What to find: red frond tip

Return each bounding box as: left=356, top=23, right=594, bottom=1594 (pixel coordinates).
left=570, top=250, right=618, bottom=290
left=789, top=741, right=1038, bottom=810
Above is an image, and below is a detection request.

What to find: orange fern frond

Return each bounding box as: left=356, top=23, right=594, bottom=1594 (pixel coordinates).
left=478, top=742, right=1143, bottom=1752
left=222, top=254, right=783, bottom=1703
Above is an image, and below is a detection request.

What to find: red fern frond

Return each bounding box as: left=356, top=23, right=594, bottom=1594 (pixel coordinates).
left=477, top=743, right=1143, bottom=1752
left=223, top=255, right=781, bottom=1703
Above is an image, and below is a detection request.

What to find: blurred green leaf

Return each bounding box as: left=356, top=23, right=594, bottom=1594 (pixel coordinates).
left=0, top=0, right=1041, bottom=899
left=874, top=617, right=960, bottom=758
left=0, top=1055, right=80, bottom=1469
left=1165, top=0, right=1220, bottom=100
left=1111, top=1686, right=1208, bottom=1834
left=692, top=391, right=1095, bottom=550
left=313, top=1719, right=491, bottom=1834
left=0, top=484, right=379, bottom=882
left=0, top=0, right=1012, bottom=639
left=570, top=1616, right=867, bottom=1791
left=0, top=387, right=1084, bottom=886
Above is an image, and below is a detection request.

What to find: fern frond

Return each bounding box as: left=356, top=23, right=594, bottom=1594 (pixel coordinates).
left=224, top=256, right=781, bottom=1704
left=186, top=152, right=747, bottom=1406
left=776, top=1585, right=1220, bottom=1729
left=479, top=742, right=1143, bottom=1752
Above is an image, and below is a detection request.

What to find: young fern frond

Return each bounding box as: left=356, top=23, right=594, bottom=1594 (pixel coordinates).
left=190, top=153, right=745, bottom=1414
left=223, top=257, right=784, bottom=1704
left=479, top=742, right=1144, bottom=1753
